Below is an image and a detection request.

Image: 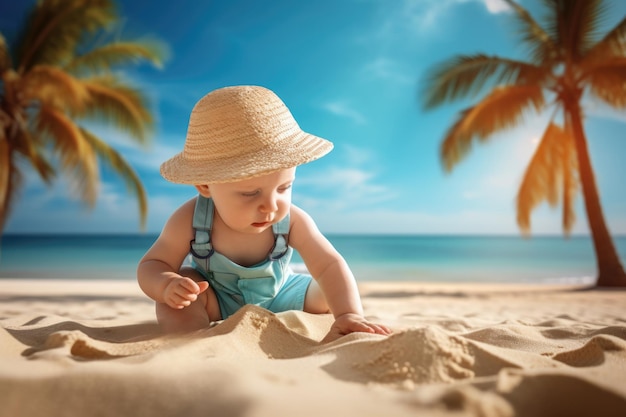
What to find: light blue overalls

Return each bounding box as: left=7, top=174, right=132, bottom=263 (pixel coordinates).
left=189, top=196, right=312, bottom=319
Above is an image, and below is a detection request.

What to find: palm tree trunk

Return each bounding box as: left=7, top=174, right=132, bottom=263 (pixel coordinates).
left=564, top=98, right=626, bottom=287
left=0, top=137, right=11, bottom=233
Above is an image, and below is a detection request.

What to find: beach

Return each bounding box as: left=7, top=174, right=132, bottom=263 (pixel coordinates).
left=1, top=279, right=625, bottom=417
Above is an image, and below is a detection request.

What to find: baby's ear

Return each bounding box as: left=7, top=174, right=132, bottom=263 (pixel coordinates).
left=195, top=185, right=211, bottom=197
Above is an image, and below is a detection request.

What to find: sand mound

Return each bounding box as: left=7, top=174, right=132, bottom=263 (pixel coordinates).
left=1, top=280, right=625, bottom=417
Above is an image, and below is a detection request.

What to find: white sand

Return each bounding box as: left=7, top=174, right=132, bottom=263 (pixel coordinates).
left=1, top=279, right=625, bottom=417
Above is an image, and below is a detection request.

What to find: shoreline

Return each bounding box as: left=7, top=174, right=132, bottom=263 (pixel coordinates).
left=0, top=277, right=599, bottom=295
left=3, top=233, right=621, bottom=285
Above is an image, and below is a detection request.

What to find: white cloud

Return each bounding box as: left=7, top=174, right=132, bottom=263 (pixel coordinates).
left=131, top=141, right=182, bottom=171
left=343, top=144, right=376, bottom=166
left=483, top=0, right=511, bottom=14
left=330, top=168, right=377, bottom=189
left=84, top=123, right=184, bottom=172
left=462, top=191, right=480, bottom=200
left=362, top=57, right=414, bottom=85
left=294, top=142, right=395, bottom=215
left=309, top=207, right=509, bottom=234
left=322, top=101, right=367, bottom=125
left=4, top=158, right=170, bottom=233
left=402, top=0, right=456, bottom=31
left=301, top=172, right=392, bottom=214
left=309, top=204, right=602, bottom=236
left=585, top=95, right=626, bottom=124
left=5, top=178, right=122, bottom=233
left=392, top=0, right=475, bottom=34
left=406, top=0, right=512, bottom=29
left=448, top=114, right=553, bottom=203
left=298, top=167, right=378, bottom=191
left=365, top=0, right=447, bottom=38
left=363, top=0, right=511, bottom=41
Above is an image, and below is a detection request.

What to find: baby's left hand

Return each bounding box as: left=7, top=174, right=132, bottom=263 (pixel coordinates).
left=322, top=313, right=392, bottom=343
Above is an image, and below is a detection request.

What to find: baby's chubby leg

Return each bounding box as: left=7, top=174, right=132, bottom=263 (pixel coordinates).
left=303, top=279, right=330, bottom=314
left=156, top=267, right=221, bottom=333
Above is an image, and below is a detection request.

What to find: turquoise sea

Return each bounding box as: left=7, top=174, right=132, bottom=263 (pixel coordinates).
left=1, top=234, right=625, bottom=284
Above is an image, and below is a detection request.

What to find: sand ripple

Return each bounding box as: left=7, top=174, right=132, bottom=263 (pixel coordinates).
left=1, top=282, right=626, bottom=417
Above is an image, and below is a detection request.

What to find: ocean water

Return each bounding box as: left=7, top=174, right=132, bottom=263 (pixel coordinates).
left=1, top=234, right=625, bottom=284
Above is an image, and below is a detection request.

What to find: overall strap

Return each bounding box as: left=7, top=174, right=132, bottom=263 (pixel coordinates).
left=269, top=214, right=290, bottom=260
left=191, top=195, right=290, bottom=263
left=190, top=196, right=214, bottom=267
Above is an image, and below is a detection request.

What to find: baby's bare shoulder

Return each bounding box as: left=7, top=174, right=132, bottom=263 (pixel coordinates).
left=289, top=204, right=313, bottom=223
left=288, top=204, right=322, bottom=245
left=162, top=197, right=197, bottom=238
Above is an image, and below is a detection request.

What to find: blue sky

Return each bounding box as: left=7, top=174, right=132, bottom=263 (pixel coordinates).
left=2, top=0, right=626, bottom=236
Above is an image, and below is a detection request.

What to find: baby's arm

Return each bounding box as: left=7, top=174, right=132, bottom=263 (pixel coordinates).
left=137, top=198, right=208, bottom=309
left=289, top=205, right=391, bottom=340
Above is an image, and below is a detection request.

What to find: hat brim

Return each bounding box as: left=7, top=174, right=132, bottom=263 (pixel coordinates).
left=160, top=131, right=333, bottom=184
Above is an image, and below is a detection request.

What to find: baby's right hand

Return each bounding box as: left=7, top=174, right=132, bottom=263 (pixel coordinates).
left=163, top=277, right=209, bottom=309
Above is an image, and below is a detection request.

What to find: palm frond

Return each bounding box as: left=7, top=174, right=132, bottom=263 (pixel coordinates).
left=0, top=33, right=11, bottom=73
left=36, top=104, right=87, bottom=167
left=422, top=54, right=549, bottom=109
left=423, top=54, right=501, bottom=108
left=66, top=139, right=99, bottom=207
left=441, top=84, right=545, bottom=172
left=36, top=105, right=99, bottom=205
left=516, top=122, right=578, bottom=234
left=503, top=0, right=557, bottom=64
left=1, top=114, right=53, bottom=229
left=81, top=76, right=154, bottom=144
left=542, top=0, right=606, bottom=61
left=20, top=65, right=89, bottom=112
left=585, top=57, right=626, bottom=108
left=81, top=129, right=147, bottom=229
left=517, top=123, right=562, bottom=233
left=2, top=0, right=165, bottom=232
left=583, top=15, right=626, bottom=69
left=597, top=15, right=626, bottom=56
left=572, top=0, right=608, bottom=56
left=66, top=40, right=167, bottom=75
left=16, top=0, right=116, bottom=71
left=12, top=129, right=56, bottom=184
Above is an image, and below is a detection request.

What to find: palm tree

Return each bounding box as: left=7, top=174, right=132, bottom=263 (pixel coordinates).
left=422, top=0, right=626, bottom=287
left=0, top=0, right=166, bottom=232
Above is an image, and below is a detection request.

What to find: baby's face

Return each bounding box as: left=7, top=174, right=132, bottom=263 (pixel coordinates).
left=198, top=167, right=296, bottom=234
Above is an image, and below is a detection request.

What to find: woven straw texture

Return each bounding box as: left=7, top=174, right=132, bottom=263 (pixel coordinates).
left=160, top=86, right=333, bottom=184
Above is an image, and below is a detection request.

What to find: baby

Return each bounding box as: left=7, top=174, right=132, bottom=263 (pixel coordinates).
left=137, top=85, right=390, bottom=341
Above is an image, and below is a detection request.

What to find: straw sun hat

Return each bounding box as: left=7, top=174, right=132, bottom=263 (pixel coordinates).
left=160, top=85, right=334, bottom=184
